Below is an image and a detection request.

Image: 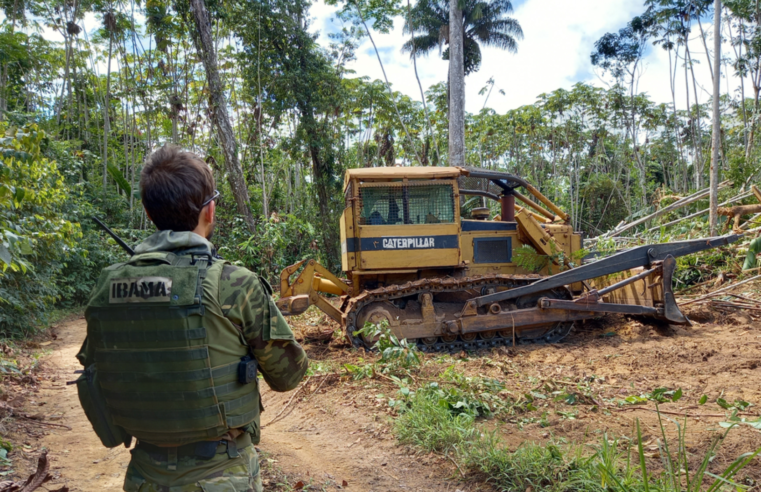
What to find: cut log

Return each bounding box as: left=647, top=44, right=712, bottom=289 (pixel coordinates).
left=647, top=191, right=752, bottom=234
left=718, top=204, right=761, bottom=231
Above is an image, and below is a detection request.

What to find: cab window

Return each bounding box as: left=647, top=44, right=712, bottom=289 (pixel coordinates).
left=358, top=183, right=455, bottom=225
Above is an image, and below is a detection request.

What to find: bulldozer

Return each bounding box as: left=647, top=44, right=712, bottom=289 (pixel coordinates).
left=276, top=166, right=740, bottom=351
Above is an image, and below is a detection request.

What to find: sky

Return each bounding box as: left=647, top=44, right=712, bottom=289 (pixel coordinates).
left=309, top=0, right=738, bottom=114
left=26, top=0, right=739, bottom=117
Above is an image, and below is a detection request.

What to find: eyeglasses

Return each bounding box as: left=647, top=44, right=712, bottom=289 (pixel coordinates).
left=201, top=190, right=220, bottom=208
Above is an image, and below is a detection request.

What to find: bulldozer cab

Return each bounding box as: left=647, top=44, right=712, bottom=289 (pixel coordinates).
left=341, top=167, right=463, bottom=271
left=340, top=166, right=581, bottom=276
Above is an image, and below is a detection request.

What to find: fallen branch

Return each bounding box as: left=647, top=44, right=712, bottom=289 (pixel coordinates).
left=0, top=450, right=68, bottom=492
left=18, top=414, right=72, bottom=431
left=680, top=274, right=761, bottom=306
left=728, top=293, right=761, bottom=302
left=263, top=374, right=336, bottom=428
left=608, top=181, right=731, bottom=238
left=304, top=373, right=336, bottom=401
left=262, top=376, right=312, bottom=428
left=710, top=300, right=761, bottom=312
left=446, top=452, right=466, bottom=479
left=616, top=406, right=760, bottom=419
left=676, top=277, right=716, bottom=294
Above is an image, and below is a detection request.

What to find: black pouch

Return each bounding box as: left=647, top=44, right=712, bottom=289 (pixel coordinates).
left=238, top=355, right=258, bottom=384
left=76, top=364, right=132, bottom=448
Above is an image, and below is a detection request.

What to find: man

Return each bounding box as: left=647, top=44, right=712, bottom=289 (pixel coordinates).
left=77, top=144, right=308, bottom=492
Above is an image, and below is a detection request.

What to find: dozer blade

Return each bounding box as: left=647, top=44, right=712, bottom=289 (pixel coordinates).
left=471, top=234, right=741, bottom=308
left=445, top=255, right=690, bottom=338
left=536, top=255, right=689, bottom=324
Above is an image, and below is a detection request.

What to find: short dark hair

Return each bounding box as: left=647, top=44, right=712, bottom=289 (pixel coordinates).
left=140, top=144, right=215, bottom=231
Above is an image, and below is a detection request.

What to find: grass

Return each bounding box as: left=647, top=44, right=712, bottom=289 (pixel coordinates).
left=392, top=385, right=761, bottom=492
left=393, top=385, right=480, bottom=454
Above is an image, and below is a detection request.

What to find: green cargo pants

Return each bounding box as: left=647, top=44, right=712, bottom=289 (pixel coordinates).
left=123, top=444, right=262, bottom=492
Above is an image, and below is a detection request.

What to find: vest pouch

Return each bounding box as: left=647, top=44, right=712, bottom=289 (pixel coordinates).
left=76, top=364, right=131, bottom=448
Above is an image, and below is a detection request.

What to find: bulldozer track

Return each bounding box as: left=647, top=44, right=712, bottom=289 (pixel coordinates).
left=341, top=274, right=574, bottom=352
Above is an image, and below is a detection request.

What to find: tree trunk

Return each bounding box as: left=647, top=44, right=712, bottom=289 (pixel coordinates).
left=710, top=0, right=722, bottom=235
left=448, top=0, right=465, bottom=167
left=744, top=3, right=761, bottom=166
left=55, top=31, right=71, bottom=128
left=188, top=0, right=256, bottom=232
left=103, top=32, right=113, bottom=188
left=407, top=0, right=438, bottom=165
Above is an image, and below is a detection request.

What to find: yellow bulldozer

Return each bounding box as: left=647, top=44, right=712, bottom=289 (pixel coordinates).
left=276, top=166, right=739, bottom=351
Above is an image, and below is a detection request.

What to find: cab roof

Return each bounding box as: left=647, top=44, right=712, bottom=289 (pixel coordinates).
left=344, top=166, right=463, bottom=190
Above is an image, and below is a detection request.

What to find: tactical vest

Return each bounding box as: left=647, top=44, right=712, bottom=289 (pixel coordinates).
left=84, top=251, right=260, bottom=445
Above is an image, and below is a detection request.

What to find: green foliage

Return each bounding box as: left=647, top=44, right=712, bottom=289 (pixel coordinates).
left=743, top=237, right=761, bottom=271
left=343, top=321, right=422, bottom=382
left=580, top=175, right=631, bottom=235
left=402, top=0, right=523, bottom=76
left=513, top=243, right=587, bottom=274
left=234, top=214, right=320, bottom=284
left=106, top=163, right=132, bottom=196
left=354, top=320, right=421, bottom=369
left=438, top=366, right=512, bottom=417
left=513, top=244, right=547, bottom=273
left=342, top=359, right=375, bottom=380
left=0, top=123, right=83, bottom=336
left=716, top=397, right=751, bottom=411
left=393, top=383, right=480, bottom=454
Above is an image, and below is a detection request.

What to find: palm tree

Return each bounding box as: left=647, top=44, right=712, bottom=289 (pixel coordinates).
left=402, top=0, right=523, bottom=76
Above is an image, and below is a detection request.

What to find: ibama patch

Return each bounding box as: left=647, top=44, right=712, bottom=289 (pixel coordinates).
left=109, top=277, right=173, bottom=303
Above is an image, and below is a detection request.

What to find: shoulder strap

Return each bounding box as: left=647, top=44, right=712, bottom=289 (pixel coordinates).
left=125, top=252, right=175, bottom=266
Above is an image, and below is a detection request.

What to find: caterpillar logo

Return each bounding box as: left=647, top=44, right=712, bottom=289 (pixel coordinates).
left=382, top=237, right=435, bottom=249
left=109, top=277, right=173, bottom=303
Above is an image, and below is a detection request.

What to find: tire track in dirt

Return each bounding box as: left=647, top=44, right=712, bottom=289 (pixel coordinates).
left=28, top=317, right=457, bottom=492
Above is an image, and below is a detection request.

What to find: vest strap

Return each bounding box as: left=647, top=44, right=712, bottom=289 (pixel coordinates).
left=102, top=380, right=246, bottom=402
left=95, top=347, right=209, bottom=364
left=223, top=391, right=256, bottom=413
left=226, top=407, right=258, bottom=428
left=100, top=327, right=207, bottom=344
left=111, top=402, right=221, bottom=421
left=88, top=305, right=205, bottom=321
left=110, top=390, right=257, bottom=422
left=126, top=252, right=175, bottom=266
left=99, top=360, right=239, bottom=384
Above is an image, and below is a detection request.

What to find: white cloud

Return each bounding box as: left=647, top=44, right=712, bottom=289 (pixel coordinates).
left=309, top=0, right=744, bottom=115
